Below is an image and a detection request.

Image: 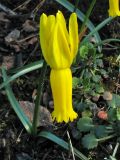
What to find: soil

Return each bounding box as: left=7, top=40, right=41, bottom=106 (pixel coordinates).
left=0, top=0, right=120, bottom=160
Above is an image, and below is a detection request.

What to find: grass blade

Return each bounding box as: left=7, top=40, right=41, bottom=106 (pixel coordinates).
left=79, top=0, right=96, bottom=33
left=0, top=60, right=43, bottom=89
left=81, top=17, right=114, bottom=45
left=1, top=67, right=32, bottom=133
left=95, top=38, right=120, bottom=46
left=38, top=131, right=88, bottom=160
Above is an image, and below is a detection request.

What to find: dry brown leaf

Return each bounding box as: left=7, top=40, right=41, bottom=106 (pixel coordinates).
left=22, top=20, right=37, bottom=32
left=27, top=37, right=37, bottom=45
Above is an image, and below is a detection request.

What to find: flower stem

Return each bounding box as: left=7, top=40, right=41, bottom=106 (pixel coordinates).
left=31, top=61, right=47, bottom=135
left=97, top=134, right=116, bottom=142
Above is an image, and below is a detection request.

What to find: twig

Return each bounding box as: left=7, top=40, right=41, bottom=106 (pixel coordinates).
left=23, top=42, right=39, bottom=65
left=32, top=0, right=46, bottom=15
left=13, top=0, right=31, bottom=11
left=112, top=142, right=119, bottom=157
left=0, top=3, right=16, bottom=15
left=16, top=33, right=38, bottom=43
left=62, top=152, right=66, bottom=160
left=67, top=131, right=76, bottom=160
left=16, top=129, right=24, bottom=143
left=41, top=148, right=52, bottom=160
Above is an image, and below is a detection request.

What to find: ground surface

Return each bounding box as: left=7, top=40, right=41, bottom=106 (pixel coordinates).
left=0, top=0, right=120, bottom=160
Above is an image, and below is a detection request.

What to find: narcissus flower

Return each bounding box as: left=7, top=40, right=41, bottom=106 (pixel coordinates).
left=39, top=11, right=78, bottom=123
left=108, top=0, right=120, bottom=16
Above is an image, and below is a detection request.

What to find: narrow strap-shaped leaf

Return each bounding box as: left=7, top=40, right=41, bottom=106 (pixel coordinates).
left=1, top=67, right=32, bottom=133
left=95, top=38, right=120, bottom=46
left=0, top=60, right=43, bottom=89
left=39, top=131, right=89, bottom=160
left=81, top=17, right=114, bottom=45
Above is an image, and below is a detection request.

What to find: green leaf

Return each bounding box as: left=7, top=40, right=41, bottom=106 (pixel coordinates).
left=108, top=108, right=117, bottom=121
left=82, top=133, right=98, bottom=149
left=77, top=117, right=94, bottom=132
left=92, top=75, right=101, bottom=83
left=100, top=69, right=108, bottom=76
left=82, top=110, right=92, bottom=117
left=54, top=0, right=101, bottom=46
left=86, top=42, right=96, bottom=56
left=94, top=125, right=108, bottom=138
left=107, top=94, right=120, bottom=108
left=117, top=108, right=120, bottom=120
left=95, top=85, right=104, bottom=93
left=1, top=67, right=32, bottom=133
left=76, top=102, right=88, bottom=112
left=0, top=60, right=43, bottom=89
left=79, top=45, right=88, bottom=59
left=72, top=77, right=80, bottom=89
left=79, top=43, right=96, bottom=59
left=39, top=131, right=88, bottom=160
left=96, top=59, right=103, bottom=68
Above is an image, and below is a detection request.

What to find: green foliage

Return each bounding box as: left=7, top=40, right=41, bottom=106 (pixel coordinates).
left=1, top=67, right=32, bottom=133
left=81, top=16, right=113, bottom=45
left=108, top=108, right=117, bottom=121
left=107, top=94, right=120, bottom=121
left=73, top=42, right=106, bottom=97
left=79, top=45, right=89, bottom=59
left=94, top=125, right=108, bottom=138
left=77, top=117, right=94, bottom=132
left=116, top=108, right=120, bottom=120
left=0, top=60, right=43, bottom=89
left=72, top=77, right=80, bottom=89
left=82, top=110, right=92, bottom=117
left=75, top=100, right=97, bottom=112
left=107, top=94, right=120, bottom=109
left=82, top=134, right=98, bottom=149
left=76, top=102, right=116, bottom=149
left=39, top=131, right=88, bottom=160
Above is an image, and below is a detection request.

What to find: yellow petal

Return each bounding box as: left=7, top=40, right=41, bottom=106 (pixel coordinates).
left=39, top=13, right=48, bottom=63
left=50, top=68, right=78, bottom=123
left=50, top=12, right=72, bottom=69
left=108, top=0, right=120, bottom=17
left=69, top=13, right=79, bottom=59
left=46, top=15, right=56, bottom=67
left=57, top=11, right=69, bottom=43
left=40, top=14, right=55, bottom=66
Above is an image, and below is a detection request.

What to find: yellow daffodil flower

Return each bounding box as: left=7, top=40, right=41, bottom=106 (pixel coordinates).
left=39, top=11, right=78, bottom=123
left=108, top=0, right=120, bottom=16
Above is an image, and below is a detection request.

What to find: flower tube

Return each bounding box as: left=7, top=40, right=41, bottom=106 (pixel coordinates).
left=108, top=0, right=120, bottom=16
left=39, top=11, right=78, bottom=123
